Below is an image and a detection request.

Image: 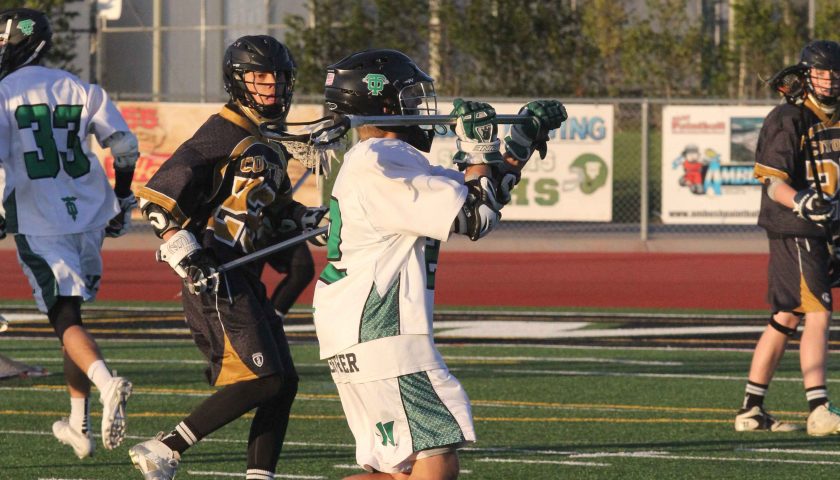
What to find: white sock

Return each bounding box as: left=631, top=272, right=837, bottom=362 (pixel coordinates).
left=69, top=397, right=89, bottom=433
left=86, top=360, right=113, bottom=394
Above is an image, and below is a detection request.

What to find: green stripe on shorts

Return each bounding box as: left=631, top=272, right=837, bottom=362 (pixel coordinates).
left=359, top=278, right=400, bottom=342
left=14, top=235, right=59, bottom=310
left=398, top=371, right=465, bottom=452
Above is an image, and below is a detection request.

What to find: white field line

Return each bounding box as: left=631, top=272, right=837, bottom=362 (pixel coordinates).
left=741, top=448, right=840, bottom=456
left=476, top=458, right=610, bottom=467
left=7, top=355, right=682, bottom=367
left=186, top=471, right=324, bottom=479
left=567, top=451, right=840, bottom=466
left=3, top=334, right=835, bottom=355
left=480, top=367, right=838, bottom=384
left=445, top=355, right=682, bottom=366
left=11, top=316, right=840, bottom=340
left=0, top=429, right=353, bottom=449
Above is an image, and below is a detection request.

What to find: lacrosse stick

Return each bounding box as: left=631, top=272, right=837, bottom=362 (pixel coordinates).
left=259, top=113, right=538, bottom=143
left=216, top=225, right=328, bottom=274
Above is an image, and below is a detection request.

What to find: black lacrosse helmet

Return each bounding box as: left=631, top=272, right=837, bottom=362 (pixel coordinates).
left=324, top=49, right=438, bottom=151
left=0, top=8, right=52, bottom=80
left=223, top=35, right=296, bottom=122
left=800, top=40, right=840, bottom=106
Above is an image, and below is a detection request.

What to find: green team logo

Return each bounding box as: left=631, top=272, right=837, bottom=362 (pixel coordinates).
left=62, top=196, right=78, bottom=221
left=363, top=74, right=389, bottom=96
left=17, top=19, right=35, bottom=36
left=375, top=421, right=396, bottom=446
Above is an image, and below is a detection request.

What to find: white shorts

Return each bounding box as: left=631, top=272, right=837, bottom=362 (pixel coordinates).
left=14, top=230, right=105, bottom=312
left=336, top=367, right=476, bottom=474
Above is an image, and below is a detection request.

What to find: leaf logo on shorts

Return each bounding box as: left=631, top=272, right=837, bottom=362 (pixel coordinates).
left=252, top=352, right=264, bottom=367
left=375, top=421, right=396, bottom=446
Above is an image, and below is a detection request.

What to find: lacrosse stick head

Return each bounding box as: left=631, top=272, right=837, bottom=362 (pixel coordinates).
left=768, top=64, right=808, bottom=104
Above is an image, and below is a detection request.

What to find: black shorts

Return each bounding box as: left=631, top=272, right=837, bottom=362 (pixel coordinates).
left=767, top=235, right=832, bottom=314
left=180, top=268, right=297, bottom=386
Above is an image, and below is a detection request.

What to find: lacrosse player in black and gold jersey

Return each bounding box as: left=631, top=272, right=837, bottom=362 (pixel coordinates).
left=130, top=35, right=323, bottom=480
left=738, top=40, right=840, bottom=436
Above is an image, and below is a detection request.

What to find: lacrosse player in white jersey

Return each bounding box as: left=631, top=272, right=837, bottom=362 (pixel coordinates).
left=0, top=8, right=138, bottom=458
left=314, top=49, right=566, bottom=479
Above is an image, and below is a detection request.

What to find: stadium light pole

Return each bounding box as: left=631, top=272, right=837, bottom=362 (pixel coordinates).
left=808, top=0, right=815, bottom=40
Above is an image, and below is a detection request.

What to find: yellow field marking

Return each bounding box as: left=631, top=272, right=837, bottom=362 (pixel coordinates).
left=11, top=384, right=807, bottom=418
left=0, top=408, right=765, bottom=425
left=0, top=409, right=344, bottom=420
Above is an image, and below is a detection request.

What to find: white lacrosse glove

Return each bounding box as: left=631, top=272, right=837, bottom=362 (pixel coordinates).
left=450, top=98, right=503, bottom=169
left=156, top=230, right=219, bottom=294
left=105, top=193, right=137, bottom=238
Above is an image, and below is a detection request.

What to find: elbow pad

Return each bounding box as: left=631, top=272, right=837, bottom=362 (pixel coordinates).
left=104, top=131, right=139, bottom=171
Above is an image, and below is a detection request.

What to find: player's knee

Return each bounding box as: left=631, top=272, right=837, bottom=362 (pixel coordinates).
left=48, top=296, right=83, bottom=342
left=769, top=312, right=801, bottom=337
left=246, top=374, right=297, bottom=405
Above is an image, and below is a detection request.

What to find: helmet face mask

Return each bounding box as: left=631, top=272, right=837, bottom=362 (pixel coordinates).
left=223, top=35, right=296, bottom=123
left=324, top=49, right=438, bottom=151
left=800, top=40, right=840, bottom=106
left=0, top=8, right=52, bottom=80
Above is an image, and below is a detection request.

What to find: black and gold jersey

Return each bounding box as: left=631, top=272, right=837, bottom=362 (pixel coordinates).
left=137, top=104, right=293, bottom=264
left=755, top=100, right=840, bottom=237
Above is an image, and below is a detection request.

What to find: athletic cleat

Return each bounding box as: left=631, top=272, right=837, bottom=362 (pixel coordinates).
left=101, top=376, right=132, bottom=449
left=807, top=403, right=840, bottom=436
left=52, top=419, right=95, bottom=459
left=734, top=405, right=800, bottom=432
left=129, top=433, right=180, bottom=480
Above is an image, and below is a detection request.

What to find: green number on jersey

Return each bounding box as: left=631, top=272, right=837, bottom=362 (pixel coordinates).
left=15, top=104, right=90, bottom=179
left=53, top=105, right=90, bottom=178
left=319, top=196, right=347, bottom=283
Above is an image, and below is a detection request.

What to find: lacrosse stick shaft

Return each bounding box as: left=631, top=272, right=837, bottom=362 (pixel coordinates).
left=347, top=114, right=533, bottom=128
left=217, top=225, right=328, bottom=273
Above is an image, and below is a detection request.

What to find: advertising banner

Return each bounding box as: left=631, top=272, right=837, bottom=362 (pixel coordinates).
left=661, top=105, right=772, bottom=224
left=426, top=103, right=614, bottom=221
left=92, top=102, right=325, bottom=207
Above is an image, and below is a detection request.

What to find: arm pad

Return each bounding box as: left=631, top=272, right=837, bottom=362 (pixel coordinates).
left=103, top=131, right=139, bottom=171
left=452, top=177, right=501, bottom=241
left=140, top=198, right=181, bottom=238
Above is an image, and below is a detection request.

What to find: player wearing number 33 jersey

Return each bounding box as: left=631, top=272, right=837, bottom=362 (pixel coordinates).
left=0, top=66, right=129, bottom=235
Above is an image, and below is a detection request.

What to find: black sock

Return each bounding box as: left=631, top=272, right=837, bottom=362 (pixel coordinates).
left=806, top=385, right=829, bottom=412
left=160, top=421, right=197, bottom=454
left=247, top=378, right=298, bottom=474
left=743, top=381, right=768, bottom=410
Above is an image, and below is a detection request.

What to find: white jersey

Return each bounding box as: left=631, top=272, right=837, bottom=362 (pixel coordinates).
left=0, top=66, right=124, bottom=235
left=312, top=138, right=467, bottom=359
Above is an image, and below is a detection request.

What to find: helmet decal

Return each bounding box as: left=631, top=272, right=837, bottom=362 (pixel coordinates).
left=363, top=73, right=389, bottom=95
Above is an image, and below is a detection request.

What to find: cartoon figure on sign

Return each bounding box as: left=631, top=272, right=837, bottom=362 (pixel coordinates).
left=563, top=153, right=608, bottom=194
left=703, top=148, right=722, bottom=196
left=673, top=144, right=705, bottom=194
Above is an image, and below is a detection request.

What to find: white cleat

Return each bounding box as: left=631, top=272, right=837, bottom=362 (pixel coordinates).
left=129, top=433, right=180, bottom=480
left=101, top=376, right=132, bottom=449
left=807, top=403, right=840, bottom=436
left=734, top=405, right=800, bottom=432
left=52, top=419, right=95, bottom=459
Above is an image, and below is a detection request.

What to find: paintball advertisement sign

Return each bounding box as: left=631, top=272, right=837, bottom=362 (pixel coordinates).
left=426, top=103, right=614, bottom=221
left=661, top=105, right=772, bottom=224
left=92, top=102, right=325, bottom=208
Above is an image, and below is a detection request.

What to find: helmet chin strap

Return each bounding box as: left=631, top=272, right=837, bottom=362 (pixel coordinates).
left=807, top=93, right=837, bottom=114
left=237, top=101, right=285, bottom=127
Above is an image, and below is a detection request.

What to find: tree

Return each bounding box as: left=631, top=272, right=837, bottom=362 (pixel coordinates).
left=284, top=0, right=430, bottom=96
